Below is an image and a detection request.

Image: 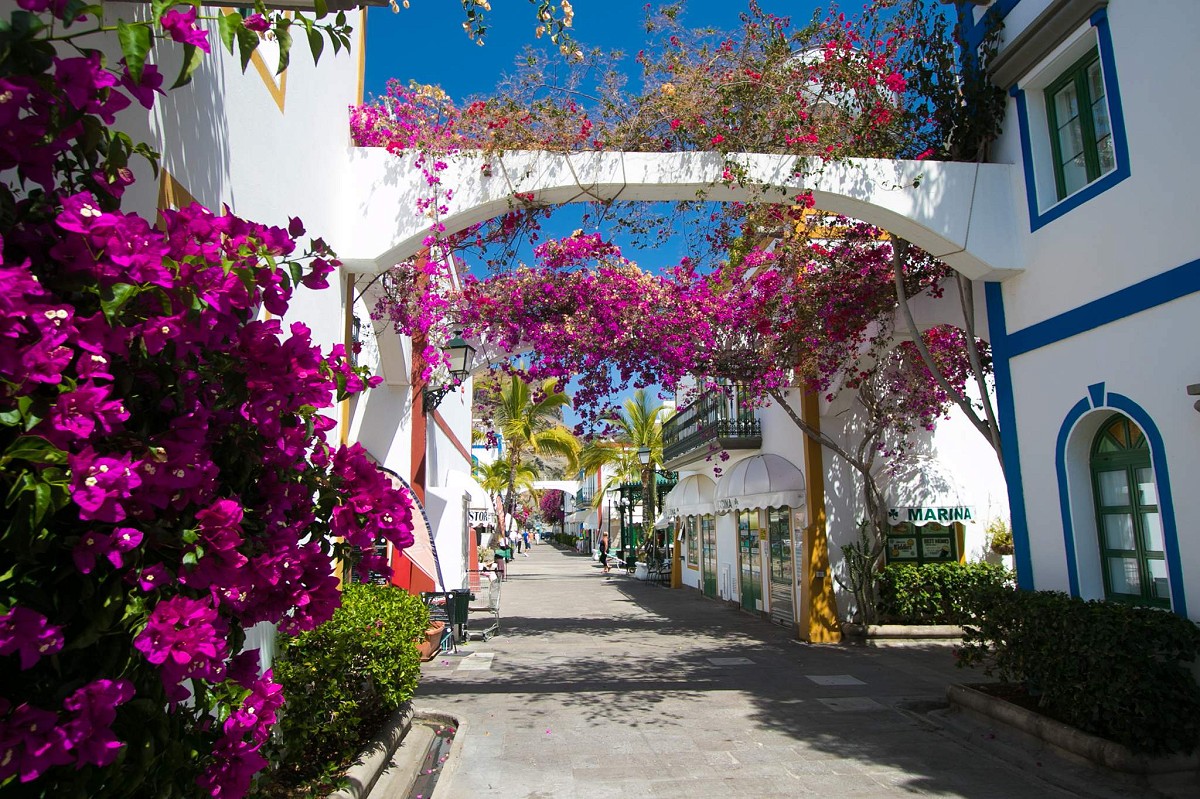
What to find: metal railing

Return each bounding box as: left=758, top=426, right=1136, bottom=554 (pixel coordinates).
left=662, top=384, right=762, bottom=464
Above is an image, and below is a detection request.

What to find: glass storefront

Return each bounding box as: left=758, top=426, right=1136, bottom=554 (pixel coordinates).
left=737, top=510, right=762, bottom=612
left=701, top=515, right=717, bottom=598
left=766, top=507, right=794, bottom=626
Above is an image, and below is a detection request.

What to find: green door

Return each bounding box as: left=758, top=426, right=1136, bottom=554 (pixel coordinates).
left=738, top=510, right=762, bottom=612
left=1091, top=415, right=1169, bottom=608
left=701, top=515, right=717, bottom=598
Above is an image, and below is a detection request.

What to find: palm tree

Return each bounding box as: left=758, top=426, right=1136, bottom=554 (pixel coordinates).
left=579, top=389, right=673, bottom=554
left=474, top=458, right=537, bottom=511
left=492, top=374, right=580, bottom=522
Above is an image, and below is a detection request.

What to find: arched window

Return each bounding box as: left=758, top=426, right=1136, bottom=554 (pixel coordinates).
left=1090, top=414, right=1169, bottom=607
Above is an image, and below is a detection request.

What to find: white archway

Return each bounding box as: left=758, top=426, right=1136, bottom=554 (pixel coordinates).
left=335, top=149, right=1024, bottom=282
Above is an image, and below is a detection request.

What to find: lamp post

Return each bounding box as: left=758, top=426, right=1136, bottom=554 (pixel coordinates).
left=422, top=336, right=476, bottom=413
left=637, top=445, right=657, bottom=563
left=617, top=494, right=629, bottom=563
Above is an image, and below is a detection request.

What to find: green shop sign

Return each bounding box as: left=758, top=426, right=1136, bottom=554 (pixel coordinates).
left=888, top=506, right=975, bottom=526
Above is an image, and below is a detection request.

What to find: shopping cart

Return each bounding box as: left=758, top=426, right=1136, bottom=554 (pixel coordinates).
left=465, top=569, right=501, bottom=641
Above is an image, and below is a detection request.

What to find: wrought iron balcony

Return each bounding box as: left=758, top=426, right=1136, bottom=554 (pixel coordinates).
left=662, top=384, right=762, bottom=468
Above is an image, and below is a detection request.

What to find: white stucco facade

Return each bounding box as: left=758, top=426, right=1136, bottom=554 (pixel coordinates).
left=962, top=0, right=1199, bottom=619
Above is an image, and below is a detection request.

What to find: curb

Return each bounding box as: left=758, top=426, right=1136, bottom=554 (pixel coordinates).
left=842, top=623, right=963, bottom=645
left=328, top=706, right=414, bottom=799
left=947, top=683, right=1200, bottom=775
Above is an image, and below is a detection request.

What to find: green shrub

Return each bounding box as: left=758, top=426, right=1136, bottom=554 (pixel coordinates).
left=958, top=589, right=1200, bottom=755
left=876, top=561, right=1012, bottom=624
left=270, top=584, right=430, bottom=779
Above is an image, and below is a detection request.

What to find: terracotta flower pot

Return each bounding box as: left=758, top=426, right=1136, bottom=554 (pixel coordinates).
left=417, top=621, right=446, bottom=662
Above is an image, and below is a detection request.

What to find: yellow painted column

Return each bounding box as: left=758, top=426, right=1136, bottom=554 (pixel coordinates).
left=801, top=391, right=841, bottom=643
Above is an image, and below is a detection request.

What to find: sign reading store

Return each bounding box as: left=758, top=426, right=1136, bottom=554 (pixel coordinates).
left=888, top=506, right=975, bottom=526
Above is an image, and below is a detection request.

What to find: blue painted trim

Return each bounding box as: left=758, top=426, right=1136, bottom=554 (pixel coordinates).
left=1055, top=397, right=1092, bottom=597
left=1013, top=7, right=1131, bottom=231
left=1087, top=382, right=1105, bottom=408
left=1011, top=86, right=1041, bottom=231
left=985, top=282, right=1034, bottom=590
left=1105, top=393, right=1187, bottom=617
left=957, top=0, right=1020, bottom=53
left=1007, top=258, right=1200, bottom=357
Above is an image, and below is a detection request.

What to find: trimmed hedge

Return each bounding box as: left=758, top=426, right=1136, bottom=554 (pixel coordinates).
left=269, top=584, right=429, bottom=780
left=876, top=562, right=1012, bottom=624
left=958, top=589, right=1200, bottom=755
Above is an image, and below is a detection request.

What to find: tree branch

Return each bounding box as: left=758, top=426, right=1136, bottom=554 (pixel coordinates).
left=892, top=238, right=997, bottom=452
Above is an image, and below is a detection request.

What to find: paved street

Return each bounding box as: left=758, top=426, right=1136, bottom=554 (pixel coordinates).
left=415, top=544, right=1173, bottom=799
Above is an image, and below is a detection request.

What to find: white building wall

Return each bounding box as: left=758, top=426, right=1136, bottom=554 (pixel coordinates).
left=1008, top=292, right=1200, bottom=614
left=992, top=0, right=1200, bottom=333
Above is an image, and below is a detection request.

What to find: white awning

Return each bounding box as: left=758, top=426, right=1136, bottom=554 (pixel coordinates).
left=653, top=510, right=671, bottom=529
left=446, top=470, right=497, bottom=526
left=879, top=458, right=975, bottom=527
left=568, top=508, right=599, bottom=530
left=714, top=454, right=805, bottom=514
left=662, top=473, right=717, bottom=517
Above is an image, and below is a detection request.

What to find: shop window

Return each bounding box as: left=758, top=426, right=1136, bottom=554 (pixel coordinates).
left=685, top=515, right=699, bottom=568
left=885, top=522, right=960, bottom=566
left=1045, top=48, right=1115, bottom=201
left=1090, top=414, right=1169, bottom=608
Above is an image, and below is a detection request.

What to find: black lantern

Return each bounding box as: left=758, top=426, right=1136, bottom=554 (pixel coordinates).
left=422, top=336, right=476, bottom=412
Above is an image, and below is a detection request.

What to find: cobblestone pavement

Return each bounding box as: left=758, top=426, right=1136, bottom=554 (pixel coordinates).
left=414, top=544, right=1181, bottom=799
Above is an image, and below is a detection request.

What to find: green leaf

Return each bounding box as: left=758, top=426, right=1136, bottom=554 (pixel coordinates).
left=100, top=283, right=141, bottom=322
left=0, top=408, right=21, bottom=427
left=218, top=11, right=242, bottom=56
left=274, top=23, right=291, bottom=75
left=236, top=23, right=259, bottom=72
left=31, top=482, right=52, bottom=527
left=313, top=0, right=328, bottom=19
left=2, top=436, right=67, bottom=467
left=306, top=22, right=323, bottom=66
left=329, top=29, right=342, bottom=56
left=170, top=42, right=205, bottom=89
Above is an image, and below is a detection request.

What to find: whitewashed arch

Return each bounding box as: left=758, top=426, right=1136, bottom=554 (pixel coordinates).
left=335, top=148, right=1023, bottom=281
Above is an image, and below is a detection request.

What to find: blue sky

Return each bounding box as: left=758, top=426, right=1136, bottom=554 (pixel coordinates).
left=364, top=1, right=821, bottom=104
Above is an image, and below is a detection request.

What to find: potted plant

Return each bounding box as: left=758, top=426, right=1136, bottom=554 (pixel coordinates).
left=986, top=517, right=1014, bottom=556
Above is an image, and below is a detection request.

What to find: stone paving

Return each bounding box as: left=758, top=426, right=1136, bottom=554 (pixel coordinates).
left=412, top=544, right=1177, bottom=799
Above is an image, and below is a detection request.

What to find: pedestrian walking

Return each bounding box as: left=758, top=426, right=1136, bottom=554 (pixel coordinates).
left=522, top=530, right=530, bottom=556
left=493, top=547, right=507, bottom=582
left=598, top=533, right=610, bottom=574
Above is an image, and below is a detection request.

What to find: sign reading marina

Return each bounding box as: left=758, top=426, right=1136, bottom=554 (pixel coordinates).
left=887, top=506, right=976, bottom=526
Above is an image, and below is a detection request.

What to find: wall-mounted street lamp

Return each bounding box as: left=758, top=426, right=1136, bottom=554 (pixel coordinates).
left=422, top=336, right=476, bottom=413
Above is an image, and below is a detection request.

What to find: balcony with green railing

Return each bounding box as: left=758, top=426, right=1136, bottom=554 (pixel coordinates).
left=662, top=384, right=762, bottom=469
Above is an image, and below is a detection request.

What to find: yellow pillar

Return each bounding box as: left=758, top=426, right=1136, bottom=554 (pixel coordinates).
left=801, top=391, right=841, bottom=643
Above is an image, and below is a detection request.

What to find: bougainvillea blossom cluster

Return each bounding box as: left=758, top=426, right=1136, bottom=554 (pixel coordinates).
left=0, top=2, right=414, bottom=797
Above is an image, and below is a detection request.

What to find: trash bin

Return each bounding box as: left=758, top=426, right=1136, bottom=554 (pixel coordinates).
left=451, top=588, right=472, bottom=641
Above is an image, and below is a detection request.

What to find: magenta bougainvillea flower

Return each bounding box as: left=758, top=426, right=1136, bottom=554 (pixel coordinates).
left=132, top=596, right=229, bottom=701
left=0, top=608, right=65, bottom=671
left=159, top=6, right=210, bottom=53
left=0, top=702, right=74, bottom=783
